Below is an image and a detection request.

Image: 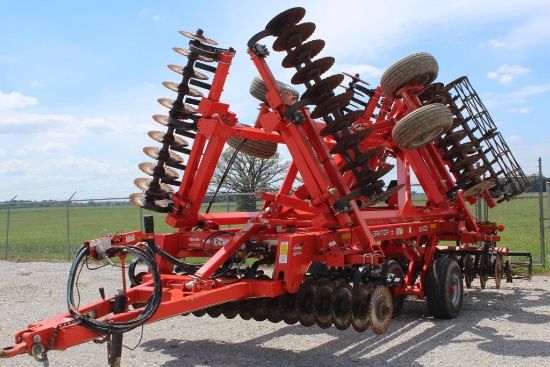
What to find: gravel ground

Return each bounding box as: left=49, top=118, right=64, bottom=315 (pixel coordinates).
left=0, top=260, right=549, bottom=367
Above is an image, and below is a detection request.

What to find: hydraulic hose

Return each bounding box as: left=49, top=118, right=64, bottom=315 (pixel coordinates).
left=67, top=244, right=162, bottom=334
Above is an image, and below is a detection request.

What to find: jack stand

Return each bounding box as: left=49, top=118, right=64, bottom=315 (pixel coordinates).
left=108, top=290, right=126, bottom=367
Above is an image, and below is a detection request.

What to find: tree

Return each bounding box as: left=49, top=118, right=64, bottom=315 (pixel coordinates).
left=211, top=149, right=290, bottom=211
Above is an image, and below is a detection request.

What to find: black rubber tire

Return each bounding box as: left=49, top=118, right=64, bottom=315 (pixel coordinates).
left=380, top=52, right=439, bottom=99
left=426, top=257, right=463, bottom=319
left=249, top=75, right=299, bottom=104
left=392, top=103, right=453, bottom=150
left=226, top=135, right=278, bottom=159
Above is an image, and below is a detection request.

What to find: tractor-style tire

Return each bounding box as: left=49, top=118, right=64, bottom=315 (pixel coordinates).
left=380, top=52, right=439, bottom=99
left=426, top=257, right=463, bottom=319
left=249, top=75, right=300, bottom=104
left=226, top=135, right=278, bottom=159
left=392, top=103, right=453, bottom=150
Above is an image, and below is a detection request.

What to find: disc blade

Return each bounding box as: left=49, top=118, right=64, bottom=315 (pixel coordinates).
left=148, top=131, right=189, bottom=149
left=265, top=7, right=306, bottom=34
left=179, top=29, right=218, bottom=45
left=143, top=146, right=184, bottom=164
left=138, top=162, right=179, bottom=181
left=291, top=57, right=335, bottom=85
left=157, top=98, right=198, bottom=114
left=129, top=193, right=170, bottom=213
left=134, top=178, right=174, bottom=198
left=282, top=39, right=325, bottom=68
left=152, top=114, right=197, bottom=130
left=273, top=22, right=316, bottom=52
left=162, top=82, right=205, bottom=98
left=167, top=64, right=209, bottom=80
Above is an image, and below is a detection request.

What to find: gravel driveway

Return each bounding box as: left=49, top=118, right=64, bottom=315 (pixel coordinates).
left=0, top=260, right=549, bottom=367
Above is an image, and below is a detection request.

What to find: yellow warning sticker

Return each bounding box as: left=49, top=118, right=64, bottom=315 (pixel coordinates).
left=279, top=241, right=288, bottom=264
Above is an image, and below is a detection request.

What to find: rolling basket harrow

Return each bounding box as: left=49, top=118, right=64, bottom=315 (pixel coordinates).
left=1, top=7, right=531, bottom=366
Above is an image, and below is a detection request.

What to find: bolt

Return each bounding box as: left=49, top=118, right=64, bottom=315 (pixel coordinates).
left=32, top=335, right=41, bottom=343
left=328, top=187, right=337, bottom=196
left=185, top=203, right=192, bottom=209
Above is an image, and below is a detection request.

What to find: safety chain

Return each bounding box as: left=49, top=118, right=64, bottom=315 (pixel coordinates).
left=33, top=317, right=81, bottom=365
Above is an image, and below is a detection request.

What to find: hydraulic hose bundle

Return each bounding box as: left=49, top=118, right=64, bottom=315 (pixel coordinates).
left=66, top=244, right=162, bottom=335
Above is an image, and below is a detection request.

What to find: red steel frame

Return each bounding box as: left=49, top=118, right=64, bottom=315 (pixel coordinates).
left=1, top=39, right=506, bottom=361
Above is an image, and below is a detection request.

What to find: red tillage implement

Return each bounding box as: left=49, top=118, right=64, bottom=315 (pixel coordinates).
left=1, top=7, right=531, bottom=366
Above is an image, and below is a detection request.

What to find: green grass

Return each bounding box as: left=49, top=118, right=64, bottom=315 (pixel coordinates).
left=0, top=197, right=547, bottom=268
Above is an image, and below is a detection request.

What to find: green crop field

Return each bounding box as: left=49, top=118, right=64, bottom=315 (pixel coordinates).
left=0, top=196, right=547, bottom=268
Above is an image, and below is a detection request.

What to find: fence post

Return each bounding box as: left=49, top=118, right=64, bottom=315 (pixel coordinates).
left=4, top=195, right=17, bottom=260
left=546, top=178, right=549, bottom=268
left=66, top=192, right=76, bottom=262
left=537, top=158, right=545, bottom=267
left=140, top=207, right=143, bottom=232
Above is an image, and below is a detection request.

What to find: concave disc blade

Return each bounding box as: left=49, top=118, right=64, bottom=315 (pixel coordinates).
left=179, top=29, right=218, bottom=45
left=265, top=7, right=306, bottom=35
left=282, top=39, right=325, bottom=68
left=148, top=131, right=189, bottom=149
left=129, top=193, right=170, bottom=213
left=138, top=162, right=179, bottom=181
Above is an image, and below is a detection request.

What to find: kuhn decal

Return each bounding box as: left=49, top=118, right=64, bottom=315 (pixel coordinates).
left=293, top=243, right=304, bottom=256
left=188, top=236, right=201, bottom=247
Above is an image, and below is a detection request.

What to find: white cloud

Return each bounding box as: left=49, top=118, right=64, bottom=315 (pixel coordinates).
left=487, top=64, right=532, bottom=84
left=497, top=64, right=531, bottom=75
left=31, top=81, right=44, bottom=88
left=24, top=142, right=67, bottom=152
left=0, top=56, right=17, bottom=63
left=139, top=7, right=161, bottom=21
left=14, top=149, right=26, bottom=156
left=507, top=108, right=533, bottom=114
left=488, top=39, right=507, bottom=47
left=0, top=149, right=6, bottom=158
left=0, top=91, right=38, bottom=110
left=499, top=74, right=514, bottom=84
left=516, top=84, right=550, bottom=97
left=0, top=159, right=33, bottom=175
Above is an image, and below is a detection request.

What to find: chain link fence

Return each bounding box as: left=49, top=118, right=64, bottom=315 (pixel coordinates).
left=1, top=163, right=547, bottom=266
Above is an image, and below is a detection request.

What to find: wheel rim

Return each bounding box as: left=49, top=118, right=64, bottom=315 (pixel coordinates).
left=449, top=273, right=462, bottom=307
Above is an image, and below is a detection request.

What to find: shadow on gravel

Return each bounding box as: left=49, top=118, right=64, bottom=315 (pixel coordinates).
left=139, top=284, right=550, bottom=366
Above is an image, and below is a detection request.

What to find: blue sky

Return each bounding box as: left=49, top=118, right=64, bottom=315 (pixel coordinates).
left=0, top=0, right=548, bottom=201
